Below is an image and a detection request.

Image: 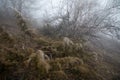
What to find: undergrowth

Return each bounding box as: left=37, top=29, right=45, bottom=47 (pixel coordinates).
left=0, top=26, right=119, bottom=80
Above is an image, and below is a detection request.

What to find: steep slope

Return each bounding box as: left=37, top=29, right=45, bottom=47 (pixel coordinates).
left=0, top=25, right=120, bottom=80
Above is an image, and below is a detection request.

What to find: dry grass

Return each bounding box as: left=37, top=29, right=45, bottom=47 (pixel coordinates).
left=0, top=27, right=119, bottom=80
left=49, top=70, right=68, bottom=80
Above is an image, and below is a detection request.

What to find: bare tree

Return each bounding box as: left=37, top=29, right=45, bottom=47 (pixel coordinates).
left=41, top=0, right=120, bottom=40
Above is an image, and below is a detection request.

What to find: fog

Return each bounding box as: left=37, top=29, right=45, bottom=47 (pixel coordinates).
left=0, top=0, right=120, bottom=38
left=0, top=0, right=120, bottom=44
left=32, top=0, right=109, bottom=19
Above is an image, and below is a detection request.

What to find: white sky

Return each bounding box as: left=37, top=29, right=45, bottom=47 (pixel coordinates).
left=31, top=0, right=109, bottom=19
left=31, top=0, right=63, bottom=19
left=98, top=0, right=108, bottom=6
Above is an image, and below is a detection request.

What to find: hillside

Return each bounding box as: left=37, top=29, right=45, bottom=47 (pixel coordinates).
left=0, top=0, right=120, bottom=80
left=0, top=25, right=120, bottom=80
